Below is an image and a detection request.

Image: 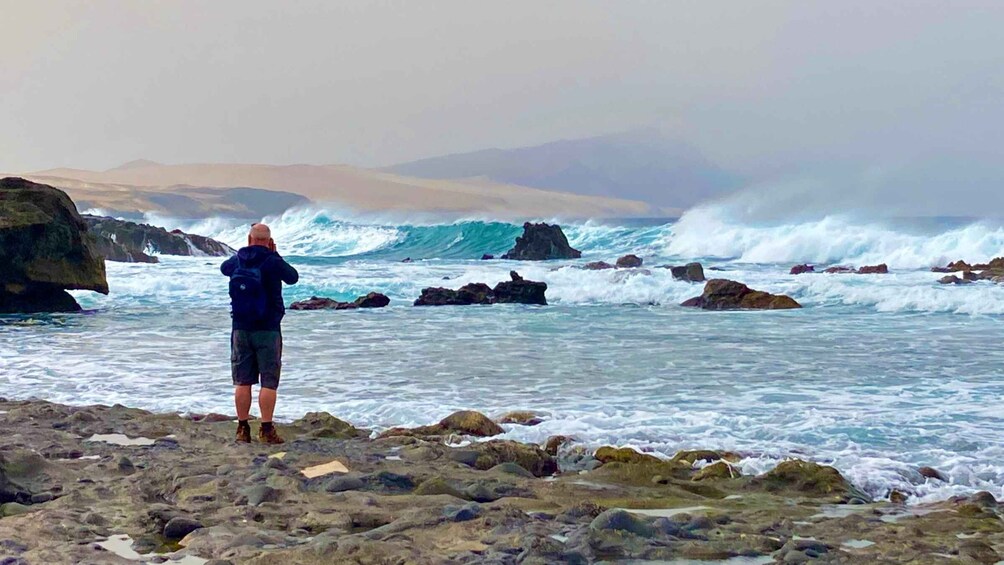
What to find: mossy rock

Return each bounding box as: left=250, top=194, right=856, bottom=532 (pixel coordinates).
left=473, top=440, right=557, bottom=477
left=291, top=412, right=368, bottom=439
left=671, top=450, right=731, bottom=465
left=496, top=411, right=543, bottom=426
left=414, top=477, right=468, bottom=500
left=753, top=460, right=870, bottom=501
left=543, top=435, right=574, bottom=456
left=595, top=447, right=663, bottom=465
left=591, top=461, right=691, bottom=487
left=692, top=461, right=741, bottom=481
left=379, top=410, right=503, bottom=439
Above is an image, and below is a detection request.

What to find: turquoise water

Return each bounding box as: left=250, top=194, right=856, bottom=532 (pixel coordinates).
left=1, top=205, right=1003, bottom=503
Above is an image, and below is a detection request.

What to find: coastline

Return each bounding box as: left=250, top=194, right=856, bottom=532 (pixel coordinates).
left=1, top=398, right=1001, bottom=564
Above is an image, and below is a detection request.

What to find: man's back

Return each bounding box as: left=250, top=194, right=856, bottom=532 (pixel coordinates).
left=221, top=245, right=299, bottom=331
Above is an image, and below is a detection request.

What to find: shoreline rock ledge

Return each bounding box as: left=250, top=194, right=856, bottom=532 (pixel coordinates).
left=83, top=215, right=235, bottom=263
left=682, top=279, right=801, bottom=310
left=415, top=271, right=547, bottom=306
left=0, top=177, right=109, bottom=313
left=501, top=222, right=581, bottom=260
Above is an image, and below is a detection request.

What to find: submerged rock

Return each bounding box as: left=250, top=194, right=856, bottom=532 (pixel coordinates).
left=824, top=266, right=856, bottom=274
left=616, top=254, right=643, bottom=268
left=414, top=272, right=546, bottom=306
left=290, top=292, right=390, bottom=310
left=493, top=271, right=547, bottom=305
left=669, top=262, right=706, bottom=282
left=583, top=261, right=615, bottom=270
left=82, top=215, right=234, bottom=261
left=789, top=264, right=814, bottom=275
left=681, top=279, right=801, bottom=310
left=938, top=275, right=972, bottom=285
left=496, top=411, right=543, bottom=426
left=918, top=466, right=948, bottom=482
left=0, top=177, right=109, bottom=313
left=501, top=222, right=582, bottom=260
left=856, top=263, right=889, bottom=274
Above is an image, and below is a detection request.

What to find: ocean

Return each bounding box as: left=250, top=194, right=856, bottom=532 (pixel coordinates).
left=2, top=203, right=1003, bottom=504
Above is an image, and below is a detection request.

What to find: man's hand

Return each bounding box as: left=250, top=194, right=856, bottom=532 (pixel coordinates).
left=269, top=239, right=277, bottom=253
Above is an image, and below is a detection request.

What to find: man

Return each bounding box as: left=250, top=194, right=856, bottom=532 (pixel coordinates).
left=221, top=223, right=299, bottom=444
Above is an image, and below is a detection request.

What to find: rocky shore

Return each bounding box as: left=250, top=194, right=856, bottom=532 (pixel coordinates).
left=1, top=399, right=1001, bottom=564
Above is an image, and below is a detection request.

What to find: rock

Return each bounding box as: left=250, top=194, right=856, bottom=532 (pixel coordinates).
left=672, top=450, right=733, bottom=465
left=948, top=260, right=973, bottom=271
left=493, top=271, right=547, bottom=305
left=496, top=411, right=544, bottom=426
left=117, top=456, right=135, bottom=475
left=501, top=222, right=582, bottom=260
left=918, top=466, right=948, bottom=482
left=0, top=503, right=30, bottom=517
left=82, top=214, right=234, bottom=261
left=290, top=412, right=367, bottom=439
left=244, top=485, right=281, bottom=506
left=856, top=263, right=889, bottom=274
left=681, top=279, right=801, bottom=310
left=692, top=461, right=741, bottom=481
left=447, top=449, right=480, bottom=467
left=480, top=254, right=494, bottom=260
left=589, top=509, right=655, bottom=537
left=414, top=283, right=494, bottom=306
left=290, top=292, right=390, bottom=310
left=824, top=266, right=855, bottom=274
left=443, top=502, right=481, bottom=522
left=473, top=440, right=558, bottom=477
left=959, top=540, right=1000, bottom=564
left=163, top=517, right=203, bottom=540
left=754, top=460, right=869, bottom=501
left=362, top=471, right=415, bottom=493
left=379, top=410, right=504, bottom=439
left=324, top=475, right=365, bottom=493
left=595, top=446, right=663, bottom=465
left=414, top=477, right=467, bottom=499
left=401, top=257, right=413, bottom=263
left=583, top=261, right=614, bottom=270
left=615, top=254, right=643, bottom=268
left=543, top=435, right=574, bottom=456
left=968, top=491, right=999, bottom=507
left=0, top=177, right=109, bottom=313
left=670, top=262, right=706, bottom=282
left=489, top=462, right=536, bottom=479
left=938, top=275, right=972, bottom=285
left=789, top=264, right=814, bottom=275
left=889, top=490, right=908, bottom=504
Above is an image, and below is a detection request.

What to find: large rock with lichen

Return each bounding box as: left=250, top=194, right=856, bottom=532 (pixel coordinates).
left=0, top=177, right=109, bottom=313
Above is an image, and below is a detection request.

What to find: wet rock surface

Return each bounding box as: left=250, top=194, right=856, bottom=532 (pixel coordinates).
left=289, top=292, right=390, bottom=310
left=415, top=271, right=547, bottom=306
left=0, top=177, right=109, bottom=313
left=501, top=222, right=582, bottom=260
left=682, top=279, right=801, bottom=310
left=82, top=214, right=235, bottom=262
left=0, top=399, right=1000, bottom=564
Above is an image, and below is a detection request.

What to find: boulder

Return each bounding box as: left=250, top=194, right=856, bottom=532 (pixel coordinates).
left=290, top=412, right=368, bottom=439
left=583, top=261, right=615, bottom=270
left=681, top=279, right=801, bottom=310
left=856, top=263, right=889, bottom=274
left=948, top=260, right=973, bottom=271
left=379, top=410, right=504, bottom=439
left=938, top=275, right=972, bottom=285
left=823, top=266, right=855, bottom=274
left=669, top=262, right=706, bottom=282
left=615, top=254, right=643, bottom=268
left=82, top=215, right=234, bottom=261
left=753, top=460, right=870, bottom=501
left=496, top=411, right=543, bottom=426
left=595, top=446, right=663, bottom=466
left=493, top=271, right=547, bottom=305
left=789, top=264, right=814, bottom=275
left=0, top=177, right=109, bottom=313
left=290, top=292, right=390, bottom=310
left=480, top=254, right=494, bottom=260
left=501, top=222, right=581, bottom=260
left=692, top=461, right=741, bottom=481
left=472, top=440, right=558, bottom=477
left=589, top=509, right=655, bottom=537
left=918, top=466, right=948, bottom=482
left=163, top=517, right=203, bottom=540
left=414, top=283, right=493, bottom=306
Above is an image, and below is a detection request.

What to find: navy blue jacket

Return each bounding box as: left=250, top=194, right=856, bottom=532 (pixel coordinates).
left=221, top=246, right=299, bottom=331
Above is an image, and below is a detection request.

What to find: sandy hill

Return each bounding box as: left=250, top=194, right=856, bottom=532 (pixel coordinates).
left=17, top=162, right=666, bottom=219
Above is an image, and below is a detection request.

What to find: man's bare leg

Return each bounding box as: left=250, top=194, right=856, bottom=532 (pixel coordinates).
left=235, top=385, right=252, bottom=420
left=259, top=387, right=277, bottom=423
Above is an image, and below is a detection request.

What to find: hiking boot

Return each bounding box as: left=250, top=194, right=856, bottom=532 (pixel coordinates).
left=258, top=424, right=284, bottom=445
left=235, top=422, right=251, bottom=444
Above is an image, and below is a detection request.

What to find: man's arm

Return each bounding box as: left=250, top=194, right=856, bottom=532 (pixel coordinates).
left=276, top=256, right=299, bottom=285
left=220, top=256, right=238, bottom=277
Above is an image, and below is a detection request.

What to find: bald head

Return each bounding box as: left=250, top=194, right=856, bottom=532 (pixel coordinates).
left=248, top=223, right=274, bottom=249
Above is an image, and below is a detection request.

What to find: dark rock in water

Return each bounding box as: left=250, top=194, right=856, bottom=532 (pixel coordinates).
left=918, top=466, right=948, bottom=482
left=856, top=263, right=889, bottom=274
left=290, top=292, right=390, bottom=310
left=583, top=261, right=615, bottom=270
left=616, top=254, right=643, bottom=268
left=681, top=279, right=801, bottom=310
left=496, top=410, right=543, bottom=426
left=401, top=257, right=413, bottom=263
left=379, top=410, right=505, bottom=439
left=480, top=254, right=494, bottom=260
left=415, top=272, right=546, bottom=306
left=501, top=222, right=581, bottom=260
left=824, top=266, right=855, bottom=274
left=790, top=264, right=814, bottom=275
left=82, top=214, right=234, bottom=262
left=754, top=460, right=870, bottom=502
left=163, top=516, right=203, bottom=540
left=938, top=275, right=972, bottom=285
left=493, top=271, right=547, bottom=305
left=0, top=177, right=109, bottom=313
left=669, top=262, right=706, bottom=282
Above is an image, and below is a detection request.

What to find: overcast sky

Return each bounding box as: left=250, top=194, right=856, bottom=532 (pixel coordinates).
left=3, top=0, right=1003, bottom=213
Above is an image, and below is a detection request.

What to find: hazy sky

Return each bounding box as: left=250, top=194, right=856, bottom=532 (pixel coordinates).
left=3, top=0, right=1004, bottom=211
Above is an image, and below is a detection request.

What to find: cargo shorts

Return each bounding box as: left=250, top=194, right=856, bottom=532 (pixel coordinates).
left=231, top=330, right=282, bottom=390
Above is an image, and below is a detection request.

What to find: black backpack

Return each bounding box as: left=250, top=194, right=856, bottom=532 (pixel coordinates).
left=229, top=258, right=267, bottom=323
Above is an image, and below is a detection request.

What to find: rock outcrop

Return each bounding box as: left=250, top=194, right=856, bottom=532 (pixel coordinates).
left=414, top=272, right=547, bottom=306
left=790, top=264, right=814, bottom=275
left=583, top=261, right=615, bottom=270
left=290, top=292, right=390, bottom=310
left=681, top=279, right=801, bottom=310
left=825, top=264, right=888, bottom=274
left=669, top=262, right=706, bottom=282
left=82, top=215, right=234, bottom=263
left=615, top=254, right=643, bottom=268
left=0, top=177, right=109, bottom=313
left=501, top=222, right=581, bottom=260
left=938, top=275, right=973, bottom=285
